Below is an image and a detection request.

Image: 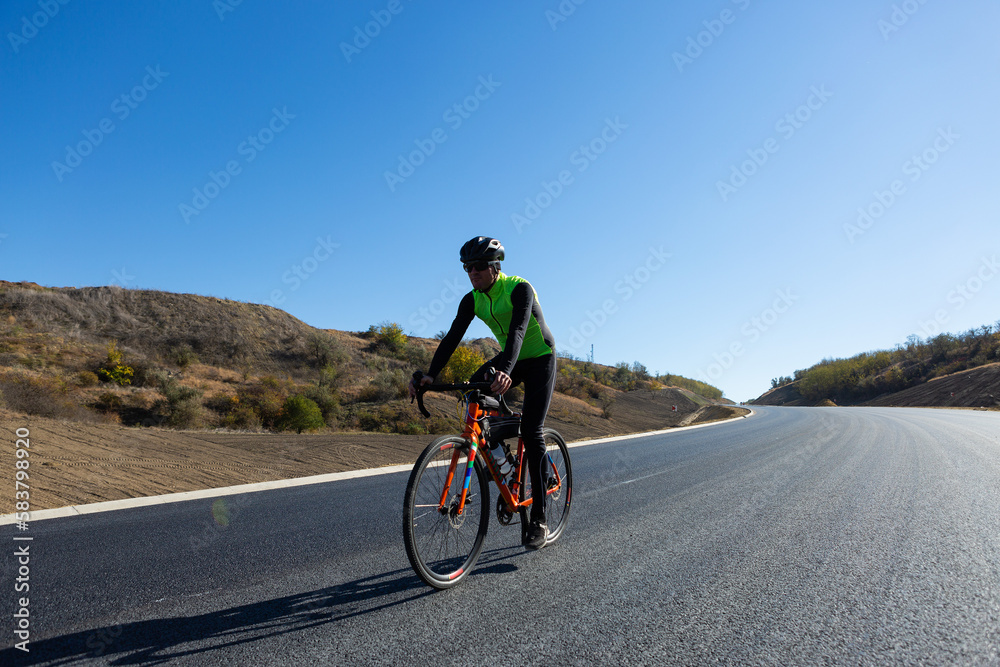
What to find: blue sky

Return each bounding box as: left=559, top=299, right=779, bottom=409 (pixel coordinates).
left=2, top=0, right=998, bottom=401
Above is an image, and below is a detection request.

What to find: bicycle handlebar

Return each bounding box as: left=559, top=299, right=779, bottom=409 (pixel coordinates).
left=410, top=371, right=508, bottom=418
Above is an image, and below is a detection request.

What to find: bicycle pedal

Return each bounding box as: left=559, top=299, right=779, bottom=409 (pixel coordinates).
left=496, top=496, right=514, bottom=525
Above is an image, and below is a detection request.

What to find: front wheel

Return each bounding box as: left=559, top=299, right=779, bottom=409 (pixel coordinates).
left=519, top=428, right=573, bottom=546
left=403, top=436, right=490, bottom=589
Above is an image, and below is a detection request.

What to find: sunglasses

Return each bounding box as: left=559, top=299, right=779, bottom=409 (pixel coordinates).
left=463, top=261, right=494, bottom=273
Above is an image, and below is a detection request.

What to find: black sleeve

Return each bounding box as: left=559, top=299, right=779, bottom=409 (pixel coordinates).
left=494, top=282, right=534, bottom=376
left=426, top=292, right=475, bottom=379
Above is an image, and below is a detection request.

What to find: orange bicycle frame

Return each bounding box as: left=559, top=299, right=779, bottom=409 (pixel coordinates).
left=439, top=394, right=563, bottom=517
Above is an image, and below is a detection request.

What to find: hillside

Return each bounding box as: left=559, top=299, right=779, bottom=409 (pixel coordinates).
left=0, top=281, right=728, bottom=435
left=754, top=323, right=1000, bottom=408
left=0, top=281, right=746, bottom=512
left=0, top=280, right=335, bottom=375
left=863, top=362, right=1000, bottom=408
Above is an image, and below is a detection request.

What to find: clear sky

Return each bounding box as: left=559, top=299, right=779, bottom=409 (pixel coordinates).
left=3, top=0, right=998, bottom=401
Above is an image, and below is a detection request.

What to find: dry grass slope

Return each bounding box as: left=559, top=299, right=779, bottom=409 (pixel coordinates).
left=0, top=281, right=319, bottom=374
left=0, top=280, right=729, bottom=436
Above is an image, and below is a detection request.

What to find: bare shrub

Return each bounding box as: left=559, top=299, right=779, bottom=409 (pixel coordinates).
left=0, top=372, right=91, bottom=420
left=358, top=368, right=408, bottom=402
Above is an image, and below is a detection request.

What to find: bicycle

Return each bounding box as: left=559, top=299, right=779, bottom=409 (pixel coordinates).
left=403, top=374, right=572, bottom=589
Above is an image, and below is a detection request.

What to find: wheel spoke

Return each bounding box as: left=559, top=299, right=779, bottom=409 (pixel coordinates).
left=404, top=437, right=490, bottom=589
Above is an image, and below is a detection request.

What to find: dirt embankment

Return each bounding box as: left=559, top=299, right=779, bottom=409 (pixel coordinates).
left=862, top=362, right=1000, bottom=409
left=752, top=382, right=809, bottom=406
left=753, top=363, right=1000, bottom=409
left=1, top=390, right=748, bottom=512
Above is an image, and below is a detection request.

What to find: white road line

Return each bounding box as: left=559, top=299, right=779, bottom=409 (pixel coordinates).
left=0, top=410, right=753, bottom=525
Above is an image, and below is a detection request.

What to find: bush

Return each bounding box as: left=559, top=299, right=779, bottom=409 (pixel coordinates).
left=236, top=376, right=286, bottom=429
left=0, top=372, right=89, bottom=420
left=223, top=405, right=263, bottom=430
left=598, top=390, right=615, bottom=419
left=358, top=368, right=409, bottom=402
left=205, top=393, right=239, bottom=414
left=76, top=370, right=100, bottom=387
left=351, top=402, right=450, bottom=434
left=355, top=407, right=394, bottom=433
left=301, top=384, right=341, bottom=425
left=308, top=332, right=347, bottom=369
left=128, top=362, right=156, bottom=388
left=98, top=364, right=134, bottom=386
left=368, top=321, right=407, bottom=357
left=97, top=340, right=134, bottom=386
left=151, top=371, right=204, bottom=429
left=399, top=421, right=427, bottom=435
left=278, top=394, right=325, bottom=433
left=166, top=397, right=203, bottom=429
left=172, top=344, right=199, bottom=369
left=439, top=345, right=485, bottom=383
left=318, top=364, right=341, bottom=389
left=94, top=391, right=123, bottom=413
left=405, top=341, right=432, bottom=369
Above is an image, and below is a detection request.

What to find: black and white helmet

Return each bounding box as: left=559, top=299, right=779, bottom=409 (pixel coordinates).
left=459, top=236, right=504, bottom=264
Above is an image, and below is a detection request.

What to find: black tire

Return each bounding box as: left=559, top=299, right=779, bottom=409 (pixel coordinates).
left=403, top=436, right=490, bottom=589
left=518, top=428, right=573, bottom=546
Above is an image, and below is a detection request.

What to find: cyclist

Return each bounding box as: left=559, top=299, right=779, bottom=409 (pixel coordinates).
left=410, top=236, right=556, bottom=549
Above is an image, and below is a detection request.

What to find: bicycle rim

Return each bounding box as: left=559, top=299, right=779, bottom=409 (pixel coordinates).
left=518, top=429, right=573, bottom=545
left=403, top=436, right=490, bottom=589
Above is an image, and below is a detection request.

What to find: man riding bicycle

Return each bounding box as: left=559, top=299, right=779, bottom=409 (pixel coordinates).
left=409, top=236, right=556, bottom=549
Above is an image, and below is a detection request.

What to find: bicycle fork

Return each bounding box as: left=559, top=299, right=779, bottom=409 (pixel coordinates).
left=440, top=402, right=488, bottom=517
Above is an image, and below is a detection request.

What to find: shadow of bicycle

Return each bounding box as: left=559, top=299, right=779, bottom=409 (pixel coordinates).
left=3, top=546, right=525, bottom=665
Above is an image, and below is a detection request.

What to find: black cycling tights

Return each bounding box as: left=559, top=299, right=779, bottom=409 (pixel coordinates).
left=472, top=353, right=556, bottom=524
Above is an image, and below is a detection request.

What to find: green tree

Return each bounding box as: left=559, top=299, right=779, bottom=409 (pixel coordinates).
left=278, top=395, right=325, bottom=433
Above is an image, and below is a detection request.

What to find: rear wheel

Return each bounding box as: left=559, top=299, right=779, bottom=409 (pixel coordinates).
left=403, top=436, right=490, bottom=589
left=518, top=428, right=572, bottom=546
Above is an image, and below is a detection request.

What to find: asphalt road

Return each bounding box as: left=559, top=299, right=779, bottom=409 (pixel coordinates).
left=3, top=407, right=1000, bottom=665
